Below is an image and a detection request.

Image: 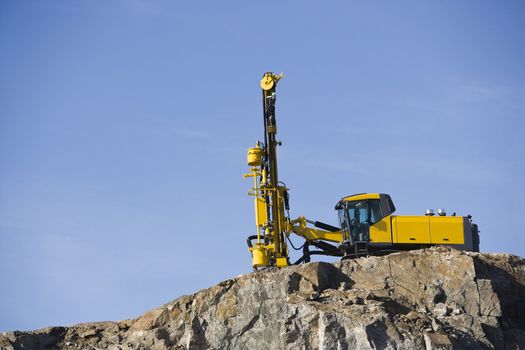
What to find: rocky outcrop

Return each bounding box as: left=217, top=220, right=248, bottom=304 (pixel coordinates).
left=1, top=248, right=524, bottom=349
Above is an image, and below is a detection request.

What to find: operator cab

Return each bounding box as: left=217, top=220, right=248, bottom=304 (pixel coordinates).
left=336, top=193, right=396, bottom=243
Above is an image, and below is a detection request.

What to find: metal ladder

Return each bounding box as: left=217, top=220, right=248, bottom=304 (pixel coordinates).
left=354, top=241, right=369, bottom=258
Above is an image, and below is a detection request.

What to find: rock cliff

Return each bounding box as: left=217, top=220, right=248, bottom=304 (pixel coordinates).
left=1, top=248, right=524, bottom=349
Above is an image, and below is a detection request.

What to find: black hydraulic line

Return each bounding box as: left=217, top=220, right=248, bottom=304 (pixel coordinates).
left=294, top=250, right=341, bottom=265
left=246, top=235, right=259, bottom=248
left=310, top=240, right=344, bottom=256
left=286, top=235, right=305, bottom=251
left=283, top=190, right=290, bottom=211
left=293, top=256, right=306, bottom=265
left=279, top=182, right=291, bottom=223
left=293, top=240, right=346, bottom=265
left=295, top=242, right=311, bottom=264
left=291, top=254, right=312, bottom=264
left=313, top=221, right=340, bottom=232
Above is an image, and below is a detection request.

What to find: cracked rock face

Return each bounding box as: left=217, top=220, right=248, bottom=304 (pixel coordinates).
left=1, top=248, right=524, bottom=349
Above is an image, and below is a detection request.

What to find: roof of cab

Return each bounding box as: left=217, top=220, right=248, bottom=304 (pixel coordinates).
left=342, top=193, right=381, bottom=201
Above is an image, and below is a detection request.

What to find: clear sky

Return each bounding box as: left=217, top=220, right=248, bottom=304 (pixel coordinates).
left=1, top=0, right=523, bottom=332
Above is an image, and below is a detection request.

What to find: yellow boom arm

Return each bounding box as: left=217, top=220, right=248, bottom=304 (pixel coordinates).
left=288, top=217, right=344, bottom=243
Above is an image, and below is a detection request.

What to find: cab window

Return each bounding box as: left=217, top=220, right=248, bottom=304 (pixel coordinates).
left=347, top=200, right=367, bottom=227
left=346, top=199, right=383, bottom=227
left=369, top=199, right=383, bottom=224
left=338, top=208, right=348, bottom=230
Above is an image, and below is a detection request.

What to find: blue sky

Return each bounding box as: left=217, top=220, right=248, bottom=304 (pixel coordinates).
left=0, top=0, right=523, bottom=332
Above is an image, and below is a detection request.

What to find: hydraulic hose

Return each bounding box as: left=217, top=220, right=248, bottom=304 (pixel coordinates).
left=305, top=219, right=341, bottom=232
left=246, top=235, right=259, bottom=248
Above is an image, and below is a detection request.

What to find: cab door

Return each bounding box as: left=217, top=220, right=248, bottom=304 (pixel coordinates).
left=369, top=216, right=392, bottom=243
left=346, top=200, right=369, bottom=242
left=346, top=199, right=391, bottom=243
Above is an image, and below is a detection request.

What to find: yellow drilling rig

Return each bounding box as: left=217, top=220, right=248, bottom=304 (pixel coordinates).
left=244, top=72, right=479, bottom=269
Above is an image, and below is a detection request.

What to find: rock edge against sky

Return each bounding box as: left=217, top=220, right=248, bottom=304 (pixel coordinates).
left=1, top=248, right=524, bottom=349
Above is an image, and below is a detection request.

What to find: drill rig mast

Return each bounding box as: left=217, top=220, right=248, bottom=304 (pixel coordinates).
left=244, top=73, right=290, bottom=268
left=244, top=73, right=348, bottom=268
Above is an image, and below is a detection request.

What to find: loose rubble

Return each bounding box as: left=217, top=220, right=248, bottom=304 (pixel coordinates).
left=1, top=247, right=524, bottom=349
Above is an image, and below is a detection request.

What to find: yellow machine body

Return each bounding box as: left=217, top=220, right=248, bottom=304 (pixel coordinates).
left=244, top=74, right=479, bottom=269
left=340, top=193, right=467, bottom=246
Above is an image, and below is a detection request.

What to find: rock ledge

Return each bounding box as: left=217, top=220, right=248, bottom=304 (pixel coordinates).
left=1, top=248, right=524, bottom=349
